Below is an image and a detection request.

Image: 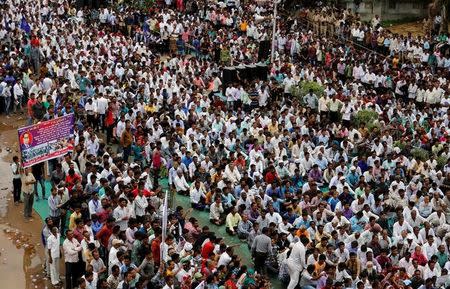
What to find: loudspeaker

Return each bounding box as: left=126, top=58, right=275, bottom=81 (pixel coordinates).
left=258, top=40, right=271, bottom=62
left=236, top=65, right=247, bottom=81
left=245, top=65, right=257, bottom=81
left=214, top=48, right=221, bottom=63
left=256, top=64, right=268, bottom=81
left=222, top=67, right=237, bottom=86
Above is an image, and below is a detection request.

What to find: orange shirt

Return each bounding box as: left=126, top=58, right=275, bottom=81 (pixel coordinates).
left=314, top=261, right=326, bottom=275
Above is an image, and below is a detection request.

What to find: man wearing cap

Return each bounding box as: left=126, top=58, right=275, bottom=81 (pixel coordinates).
left=108, top=239, right=125, bottom=272
left=346, top=166, right=360, bottom=189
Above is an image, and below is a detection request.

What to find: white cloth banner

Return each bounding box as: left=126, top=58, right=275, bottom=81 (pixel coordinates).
left=160, top=190, right=169, bottom=262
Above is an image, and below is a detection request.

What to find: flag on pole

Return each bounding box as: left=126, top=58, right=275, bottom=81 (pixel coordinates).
left=20, top=17, right=31, bottom=34
left=160, top=190, right=169, bottom=262
left=194, top=281, right=205, bottom=289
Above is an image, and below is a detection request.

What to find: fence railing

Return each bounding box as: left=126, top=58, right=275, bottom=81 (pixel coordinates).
left=291, top=13, right=389, bottom=60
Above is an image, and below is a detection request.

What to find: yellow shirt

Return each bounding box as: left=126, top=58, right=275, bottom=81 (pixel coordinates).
left=267, top=122, right=278, bottom=134
left=69, top=212, right=82, bottom=230
left=240, top=21, right=248, bottom=32
left=23, top=173, right=36, bottom=194
left=145, top=105, right=157, bottom=113
left=226, top=213, right=242, bottom=231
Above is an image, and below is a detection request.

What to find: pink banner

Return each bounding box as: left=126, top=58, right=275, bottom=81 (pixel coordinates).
left=18, top=114, right=75, bottom=167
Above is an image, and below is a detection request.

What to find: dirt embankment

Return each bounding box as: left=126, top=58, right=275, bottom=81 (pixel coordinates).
left=0, top=114, right=48, bottom=289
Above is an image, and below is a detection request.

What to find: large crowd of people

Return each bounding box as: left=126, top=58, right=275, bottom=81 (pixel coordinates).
left=2, top=0, right=450, bottom=288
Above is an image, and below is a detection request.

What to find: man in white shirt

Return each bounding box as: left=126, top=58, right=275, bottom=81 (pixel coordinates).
left=422, top=235, right=438, bottom=260
left=283, top=74, right=296, bottom=96
left=224, top=163, right=241, bottom=184
left=225, top=83, right=237, bottom=110
left=47, top=227, right=61, bottom=286
left=96, top=94, right=108, bottom=131
left=406, top=209, right=425, bottom=228
left=209, top=196, right=224, bottom=225
left=173, top=169, right=190, bottom=195
left=265, top=206, right=282, bottom=225
left=190, top=180, right=206, bottom=210
left=85, top=98, right=98, bottom=130
left=88, top=192, right=102, bottom=217
left=13, top=81, right=23, bottom=111
left=11, top=155, right=22, bottom=205
left=393, top=216, right=413, bottom=238
left=286, top=238, right=308, bottom=289
left=113, top=198, right=131, bottom=231
left=63, top=230, right=82, bottom=289
left=134, top=186, right=149, bottom=222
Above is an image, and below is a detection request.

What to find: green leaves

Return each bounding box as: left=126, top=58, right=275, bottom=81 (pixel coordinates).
left=289, top=81, right=325, bottom=98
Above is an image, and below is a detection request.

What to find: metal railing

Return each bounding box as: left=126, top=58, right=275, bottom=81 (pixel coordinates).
left=293, top=14, right=389, bottom=60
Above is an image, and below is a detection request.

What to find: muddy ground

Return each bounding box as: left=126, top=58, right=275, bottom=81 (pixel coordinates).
left=386, top=21, right=426, bottom=37
left=0, top=114, right=49, bottom=289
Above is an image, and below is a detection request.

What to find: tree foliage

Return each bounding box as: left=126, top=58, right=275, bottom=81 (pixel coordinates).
left=290, top=81, right=325, bottom=98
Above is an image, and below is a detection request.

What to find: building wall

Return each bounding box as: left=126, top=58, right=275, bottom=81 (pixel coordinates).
left=340, top=0, right=430, bottom=21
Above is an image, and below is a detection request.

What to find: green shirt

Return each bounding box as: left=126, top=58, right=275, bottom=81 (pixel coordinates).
left=436, top=251, right=448, bottom=268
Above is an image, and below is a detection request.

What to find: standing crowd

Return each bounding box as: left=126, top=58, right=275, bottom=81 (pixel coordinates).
left=3, top=0, right=450, bottom=289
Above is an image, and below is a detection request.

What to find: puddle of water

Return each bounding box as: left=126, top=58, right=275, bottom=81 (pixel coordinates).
left=0, top=225, right=47, bottom=289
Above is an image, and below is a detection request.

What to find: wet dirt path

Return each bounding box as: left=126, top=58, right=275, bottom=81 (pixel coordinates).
left=0, top=115, right=49, bottom=289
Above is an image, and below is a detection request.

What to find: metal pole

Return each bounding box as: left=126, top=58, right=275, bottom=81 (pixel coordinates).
left=38, top=0, right=42, bottom=29
left=270, top=0, right=277, bottom=63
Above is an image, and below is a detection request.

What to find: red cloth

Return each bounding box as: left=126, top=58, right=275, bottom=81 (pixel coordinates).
left=201, top=241, right=214, bottom=259
left=412, top=252, right=428, bottom=266
left=73, top=227, right=85, bottom=242
left=65, top=173, right=81, bottom=192
left=131, top=188, right=152, bottom=198
left=96, top=225, right=112, bottom=248
left=30, top=37, right=40, bottom=47
left=105, top=110, right=115, bottom=127
left=224, top=279, right=238, bottom=289
left=27, top=98, right=36, bottom=117
left=264, top=171, right=277, bottom=184
left=176, top=0, right=184, bottom=11
left=151, top=238, right=161, bottom=265
left=97, top=209, right=110, bottom=224
left=152, top=149, right=162, bottom=169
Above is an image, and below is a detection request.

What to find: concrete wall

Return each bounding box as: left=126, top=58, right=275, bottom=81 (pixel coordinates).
left=339, top=0, right=430, bottom=21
